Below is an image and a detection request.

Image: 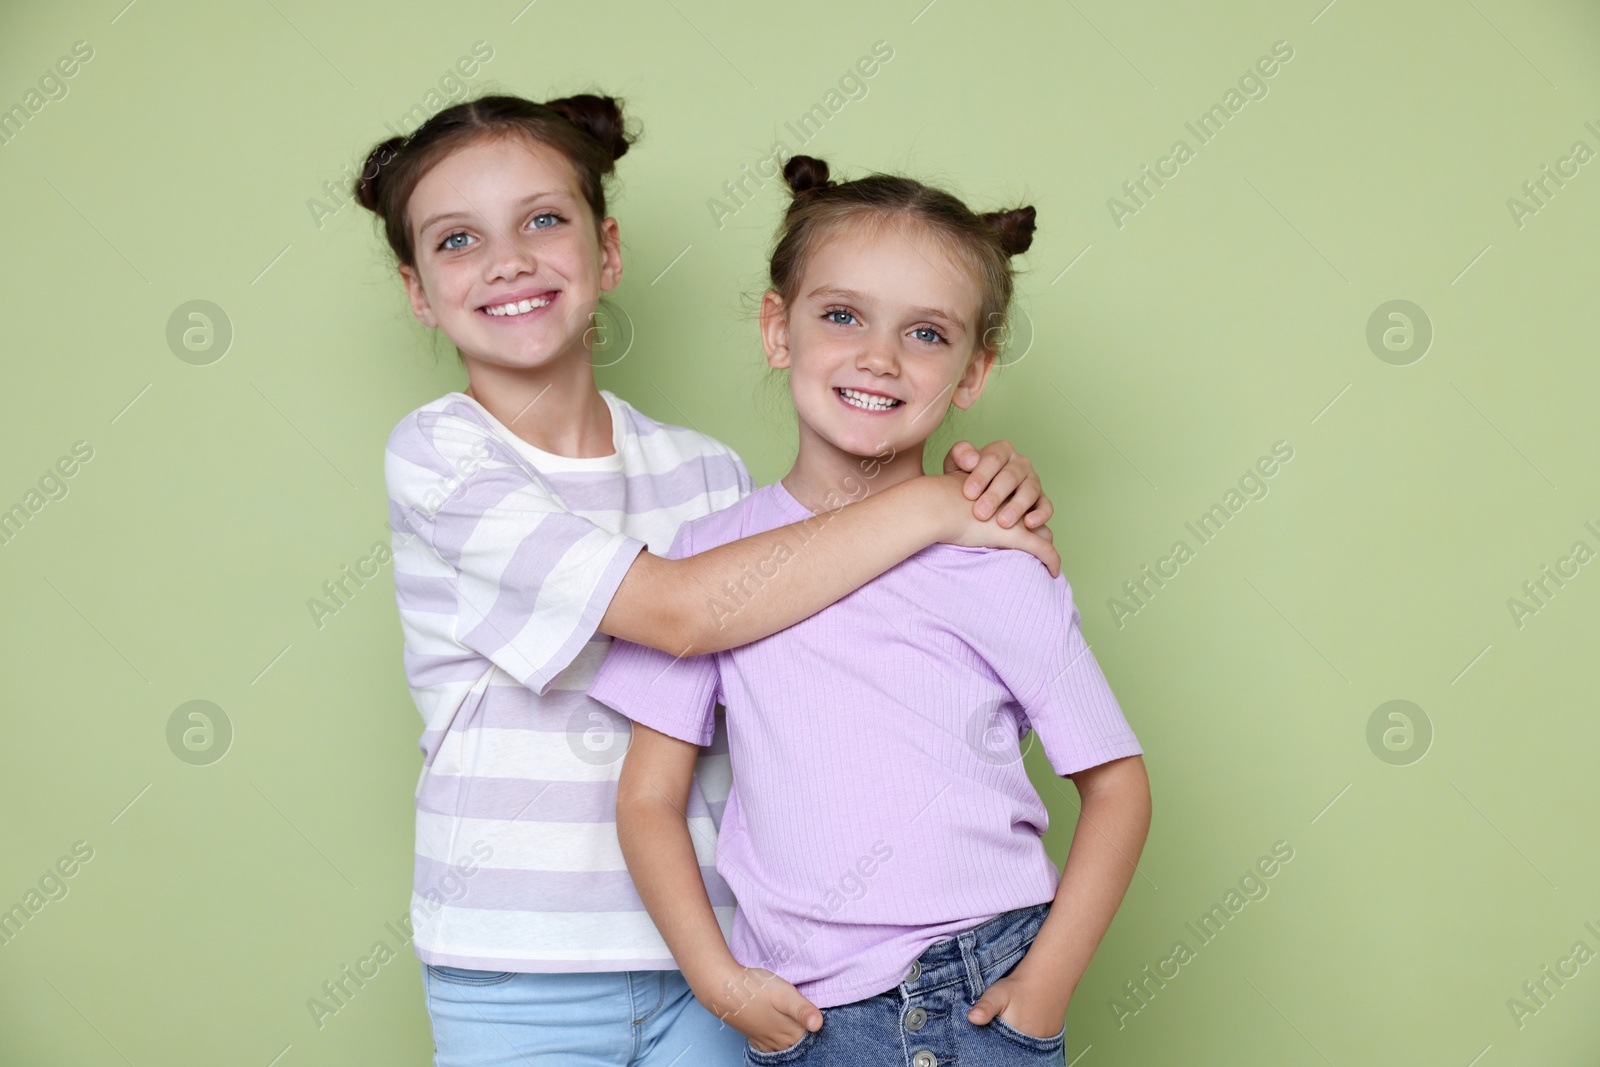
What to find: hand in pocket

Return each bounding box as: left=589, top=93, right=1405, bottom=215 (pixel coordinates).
left=700, top=963, right=822, bottom=1053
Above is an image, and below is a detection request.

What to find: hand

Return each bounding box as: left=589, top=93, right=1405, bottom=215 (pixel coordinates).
left=697, top=962, right=823, bottom=1054
left=936, top=473, right=1061, bottom=577
left=967, top=971, right=1068, bottom=1041
left=943, top=439, right=1054, bottom=531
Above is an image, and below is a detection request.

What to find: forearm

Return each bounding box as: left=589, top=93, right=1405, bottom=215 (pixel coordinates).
left=1015, top=756, right=1152, bottom=1004
left=601, top=476, right=949, bottom=655
left=616, top=794, right=741, bottom=989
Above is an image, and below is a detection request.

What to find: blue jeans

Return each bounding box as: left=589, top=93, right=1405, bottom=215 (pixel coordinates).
left=743, top=903, right=1066, bottom=1066
left=422, top=964, right=746, bottom=1066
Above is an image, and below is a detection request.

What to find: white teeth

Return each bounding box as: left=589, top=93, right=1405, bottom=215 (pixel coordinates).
left=838, top=388, right=901, bottom=411
left=484, top=296, right=553, bottom=316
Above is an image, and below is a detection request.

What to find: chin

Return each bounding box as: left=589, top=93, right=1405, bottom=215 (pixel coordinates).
left=468, top=341, right=568, bottom=374
left=828, top=426, right=909, bottom=462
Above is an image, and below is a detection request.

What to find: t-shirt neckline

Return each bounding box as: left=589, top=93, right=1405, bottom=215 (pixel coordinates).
left=450, top=389, right=626, bottom=472
left=767, top=478, right=819, bottom=523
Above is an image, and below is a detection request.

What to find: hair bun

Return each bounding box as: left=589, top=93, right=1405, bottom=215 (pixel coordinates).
left=783, top=155, right=833, bottom=198
left=353, top=135, right=407, bottom=211
left=981, top=206, right=1037, bottom=257
left=541, top=94, right=633, bottom=165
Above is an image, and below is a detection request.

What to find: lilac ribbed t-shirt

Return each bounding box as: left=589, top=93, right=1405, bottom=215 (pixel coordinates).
left=589, top=481, right=1143, bottom=1007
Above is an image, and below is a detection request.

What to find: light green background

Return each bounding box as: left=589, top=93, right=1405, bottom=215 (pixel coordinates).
left=2, top=1, right=1597, bottom=1064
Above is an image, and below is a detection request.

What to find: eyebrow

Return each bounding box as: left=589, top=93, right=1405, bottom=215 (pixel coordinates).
left=416, top=190, right=569, bottom=239
left=805, top=286, right=967, bottom=331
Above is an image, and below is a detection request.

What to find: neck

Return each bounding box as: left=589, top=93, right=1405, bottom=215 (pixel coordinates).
left=780, top=420, right=928, bottom=513
left=461, top=348, right=613, bottom=458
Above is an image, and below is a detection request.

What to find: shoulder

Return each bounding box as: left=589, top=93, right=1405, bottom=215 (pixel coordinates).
left=608, top=392, right=753, bottom=497
left=671, top=483, right=783, bottom=554
left=383, top=394, right=527, bottom=512
left=609, top=392, right=745, bottom=467
left=921, top=545, right=1073, bottom=616
left=920, top=550, right=1082, bottom=689
left=385, top=394, right=506, bottom=463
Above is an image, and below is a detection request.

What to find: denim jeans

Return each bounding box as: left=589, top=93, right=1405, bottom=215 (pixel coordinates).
left=422, top=964, right=746, bottom=1066
left=743, top=902, right=1066, bottom=1066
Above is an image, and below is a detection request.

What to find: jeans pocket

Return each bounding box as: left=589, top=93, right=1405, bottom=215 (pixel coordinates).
left=744, top=1025, right=819, bottom=1064
left=980, top=905, right=1051, bottom=983
left=982, top=942, right=1029, bottom=985
left=424, top=964, right=517, bottom=986
left=988, top=1012, right=1066, bottom=1052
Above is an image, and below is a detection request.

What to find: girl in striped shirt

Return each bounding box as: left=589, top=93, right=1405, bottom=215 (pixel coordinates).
left=595, top=157, right=1153, bottom=1066
left=356, top=95, right=1059, bottom=1067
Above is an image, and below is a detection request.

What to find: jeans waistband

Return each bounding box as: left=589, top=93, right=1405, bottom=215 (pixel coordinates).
left=900, top=902, right=1050, bottom=1003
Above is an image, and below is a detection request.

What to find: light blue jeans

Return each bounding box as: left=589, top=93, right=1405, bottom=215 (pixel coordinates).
left=421, top=963, right=746, bottom=1066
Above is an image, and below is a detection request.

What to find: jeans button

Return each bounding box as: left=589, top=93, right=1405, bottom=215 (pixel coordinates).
left=905, top=1006, right=927, bottom=1031
left=912, top=1052, right=937, bottom=1067
left=905, top=960, right=922, bottom=983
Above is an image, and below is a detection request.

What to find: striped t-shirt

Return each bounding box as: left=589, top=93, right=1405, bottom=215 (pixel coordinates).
left=383, top=389, right=752, bottom=972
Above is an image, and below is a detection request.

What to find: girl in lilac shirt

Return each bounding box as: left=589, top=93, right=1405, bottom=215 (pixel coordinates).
left=593, top=156, right=1153, bottom=1066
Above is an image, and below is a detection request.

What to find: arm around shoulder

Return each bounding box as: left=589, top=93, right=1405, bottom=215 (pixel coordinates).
left=599, top=473, right=1058, bottom=656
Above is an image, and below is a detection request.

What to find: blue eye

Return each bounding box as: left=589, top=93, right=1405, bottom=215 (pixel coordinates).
left=439, top=231, right=472, bottom=251
left=912, top=326, right=947, bottom=345
left=530, top=212, right=562, bottom=229
left=824, top=308, right=857, bottom=326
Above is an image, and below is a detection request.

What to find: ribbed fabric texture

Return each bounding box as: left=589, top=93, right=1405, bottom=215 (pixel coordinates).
left=384, top=389, right=751, bottom=972
left=590, top=481, right=1143, bottom=1007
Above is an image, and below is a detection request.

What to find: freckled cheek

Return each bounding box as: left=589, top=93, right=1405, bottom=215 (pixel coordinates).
left=795, top=359, right=845, bottom=397
left=905, top=364, right=957, bottom=407
left=785, top=356, right=833, bottom=405
left=792, top=332, right=856, bottom=376
left=416, top=265, right=469, bottom=315
left=561, top=234, right=606, bottom=277
left=443, top=264, right=479, bottom=297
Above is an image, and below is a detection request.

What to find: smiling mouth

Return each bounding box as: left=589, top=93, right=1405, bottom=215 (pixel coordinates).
left=836, top=387, right=903, bottom=412
left=479, top=293, right=558, bottom=318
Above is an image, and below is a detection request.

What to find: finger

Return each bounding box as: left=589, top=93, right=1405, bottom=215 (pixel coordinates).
left=974, top=464, right=1026, bottom=522
left=943, top=440, right=981, bottom=475
left=785, top=992, right=824, bottom=1032
left=1033, top=523, right=1054, bottom=544
left=1022, top=494, right=1054, bottom=528
left=964, top=441, right=1014, bottom=501
left=995, top=473, right=1043, bottom=528
left=967, top=991, right=1005, bottom=1026
left=756, top=1029, right=807, bottom=1055
left=1031, top=538, right=1061, bottom=578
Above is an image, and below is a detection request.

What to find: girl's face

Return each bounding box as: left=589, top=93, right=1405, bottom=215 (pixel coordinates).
left=398, top=135, right=621, bottom=375
left=762, top=220, right=994, bottom=465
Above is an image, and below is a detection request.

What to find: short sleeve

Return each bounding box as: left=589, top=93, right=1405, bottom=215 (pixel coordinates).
left=1003, top=575, right=1143, bottom=776
left=588, top=518, right=721, bottom=746
left=385, top=410, right=645, bottom=696
left=728, top=448, right=755, bottom=498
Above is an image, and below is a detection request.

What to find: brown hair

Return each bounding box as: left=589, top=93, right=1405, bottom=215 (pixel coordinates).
left=352, top=93, right=636, bottom=267
left=768, top=155, right=1035, bottom=358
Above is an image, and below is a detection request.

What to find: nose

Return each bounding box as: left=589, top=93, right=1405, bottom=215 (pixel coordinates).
left=856, top=331, right=899, bottom=377
left=483, top=228, right=537, bottom=282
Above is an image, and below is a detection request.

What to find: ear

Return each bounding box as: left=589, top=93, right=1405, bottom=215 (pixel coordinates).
left=760, top=290, right=791, bottom=370
left=951, top=343, right=997, bottom=411
left=398, top=264, right=439, bottom=329
left=597, top=215, right=623, bottom=292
